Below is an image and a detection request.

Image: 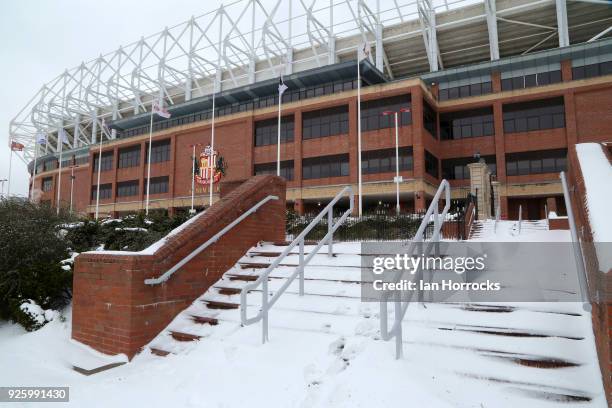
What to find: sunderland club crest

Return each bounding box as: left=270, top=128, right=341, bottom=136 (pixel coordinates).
left=194, top=145, right=226, bottom=186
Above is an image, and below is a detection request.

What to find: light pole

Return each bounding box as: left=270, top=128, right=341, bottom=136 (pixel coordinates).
left=190, top=143, right=203, bottom=215
left=382, top=107, right=411, bottom=215
left=69, top=165, right=79, bottom=214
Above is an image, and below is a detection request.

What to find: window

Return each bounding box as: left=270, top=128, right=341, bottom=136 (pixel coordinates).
left=362, top=147, right=413, bottom=174
left=440, top=108, right=494, bottom=140
left=75, top=156, right=89, bottom=165
left=118, top=146, right=141, bottom=168
left=145, top=176, right=169, bottom=194
left=501, top=70, right=562, bottom=91
left=43, top=160, right=57, bottom=172
left=505, top=149, right=567, bottom=176
left=425, top=150, right=439, bottom=178
left=303, top=106, right=349, bottom=139
left=503, top=97, right=565, bottom=134
left=116, top=180, right=139, bottom=197
left=91, top=184, right=112, bottom=200
left=93, top=151, right=114, bottom=172
left=438, top=81, right=492, bottom=101
left=572, top=61, right=612, bottom=80
left=361, top=95, right=412, bottom=132
left=423, top=99, right=437, bottom=138
left=254, top=161, right=294, bottom=180
left=441, top=156, right=497, bottom=180
left=302, top=154, right=350, bottom=179
left=42, top=177, right=53, bottom=192
left=146, top=139, right=171, bottom=164
left=254, top=116, right=294, bottom=146
left=61, top=158, right=73, bottom=168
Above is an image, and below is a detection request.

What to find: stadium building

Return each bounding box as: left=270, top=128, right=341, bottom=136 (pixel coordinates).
left=12, top=0, right=612, bottom=218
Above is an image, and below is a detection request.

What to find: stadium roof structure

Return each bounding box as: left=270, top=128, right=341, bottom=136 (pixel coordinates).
left=9, top=0, right=612, bottom=163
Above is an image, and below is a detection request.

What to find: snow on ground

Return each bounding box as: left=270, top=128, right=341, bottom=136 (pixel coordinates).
left=0, top=222, right=606, bottom=407
left=470, top=219, right=571, bottom=242
left=576, top=143, right=612, bottom=271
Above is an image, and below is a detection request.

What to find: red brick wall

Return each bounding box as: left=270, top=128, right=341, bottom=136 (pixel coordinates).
left=72, top=175, right=286, bottom=358
left=567, top=144, right=611, bottom=402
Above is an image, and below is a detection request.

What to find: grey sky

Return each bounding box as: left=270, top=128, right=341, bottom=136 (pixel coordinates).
left=0, top=0, right=224, bottom=197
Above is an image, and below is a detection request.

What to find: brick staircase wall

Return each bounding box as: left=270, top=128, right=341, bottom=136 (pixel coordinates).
left=567, top=144, right=612, bottom=401
left=72, top=175, right=286, bottom=358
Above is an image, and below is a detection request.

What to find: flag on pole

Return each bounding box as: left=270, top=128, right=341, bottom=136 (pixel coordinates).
left=10, top=141, right=24, bottom=151
left=59, top=129, right=69, bottom=145
left=101, top=118, right=111, bottom=136
left=358, top=41, right=371, bottom=62
left=278, top=75, right=288, bottom=96
left=152, top=101, right=171, bottom=119
left=37, top=133, right=47, bottom=145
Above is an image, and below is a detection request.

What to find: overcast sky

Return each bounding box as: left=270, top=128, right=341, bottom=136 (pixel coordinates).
left=0, top=0, right=227, bottom=197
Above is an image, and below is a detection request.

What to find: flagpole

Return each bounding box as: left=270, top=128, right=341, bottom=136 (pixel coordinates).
left=31, top=142, right=38, bottom=202
left=277, top=87, right=282, bottom=177
left=95, top=122, right=103, bottom=220
left=191, top=144, right=196, bottom=214
left=56, top=134, right=63, bottom=215
left=357, top=51, right=363, bottom=216
left=209, top=82, right=216, bottom=207
left=145, top=110, right=153, bottom=216
left=7, top=147, right=13, bottom=198
left=70, top=166, right=75, bottom=214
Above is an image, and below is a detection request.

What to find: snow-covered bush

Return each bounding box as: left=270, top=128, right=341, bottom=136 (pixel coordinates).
left=0, top=198, right=73, bottom=331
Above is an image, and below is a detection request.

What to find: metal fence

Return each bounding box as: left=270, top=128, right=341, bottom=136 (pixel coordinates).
left=286, top=210, right=438, bottom=242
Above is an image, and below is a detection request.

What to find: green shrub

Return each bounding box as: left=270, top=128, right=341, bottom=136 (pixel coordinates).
left=0, top=198, right=73, bottom=330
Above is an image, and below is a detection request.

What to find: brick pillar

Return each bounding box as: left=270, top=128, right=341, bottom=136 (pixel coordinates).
left=491, top=71, right=502, bottom=93
left=468, top=161, right=491, bottom=220
left=500, top=195, right=509, bottom=220
left=561, top=59, right=573, bottom=82
left=546, top=197, right=558, bottom=216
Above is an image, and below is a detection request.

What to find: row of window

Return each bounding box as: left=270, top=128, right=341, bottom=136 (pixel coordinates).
left=572, top=61, right=612, bottom=80
left=440, top=108, right=494, bottom=140
left=506, top=149, right=567, bottom=176
left=438, top=81, right=492, bottom=101
left=92, top=176, right=170, bottom=199
left=302, top=154, right=350, bottom=180
left=254, top=96, right=412, bottom=147
left=501, top=70, right=562, bottom=92
left=502, top=97, right=565, bottom=134
left=120, top=79, right=360, bottom=139
left=362, top=147, right=413, bottom=174
left=91, top=139, right=172, bottom=171
left=254, top=161, right=294, bottom=180
left=303, top=106, right=349, bottom=139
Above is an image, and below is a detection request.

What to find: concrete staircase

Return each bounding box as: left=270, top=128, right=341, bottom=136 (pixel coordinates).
left=142, top=240, right=604, bottom=405
left=470, top=219, right=548, bottom=239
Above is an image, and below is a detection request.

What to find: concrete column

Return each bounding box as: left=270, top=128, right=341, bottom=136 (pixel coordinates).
left=294, top=199, right=305, bottom=215
left=415, top=191, right=426, bottom=212
left=491, top=180, right=500, bottom=218
left=468, top=160, right=491, bottom=220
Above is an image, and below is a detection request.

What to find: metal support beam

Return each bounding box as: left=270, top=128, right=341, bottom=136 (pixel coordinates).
left=484, top=0, right=500, bottom=60
left=555, top=0, right=570, bottom=47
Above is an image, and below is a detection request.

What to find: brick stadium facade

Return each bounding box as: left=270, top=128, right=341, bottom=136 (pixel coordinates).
left=29, top=40, right=612, bottom=219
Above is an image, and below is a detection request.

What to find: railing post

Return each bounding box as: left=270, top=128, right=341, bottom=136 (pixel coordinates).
left=518, top=205, right=522, bottom=234
left=394, top=297, right=403, bottom=359
left=299, top=238, right=305, bottom=296
left=380, top=300, right=388, bottom=339
left=327, top=208, right=333, bottom=257
left=262, top=278, right=269, bottom=343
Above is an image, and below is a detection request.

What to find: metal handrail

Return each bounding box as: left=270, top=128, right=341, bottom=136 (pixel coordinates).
left=240, top=186, right=354, bottom=343
left=144, top=195, right=279, bottom=285
left=379, top=179, right=451, bottom=359
left=518, top=204, right=522, bottom=234
left=466, top=204, right=476, bottom=239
